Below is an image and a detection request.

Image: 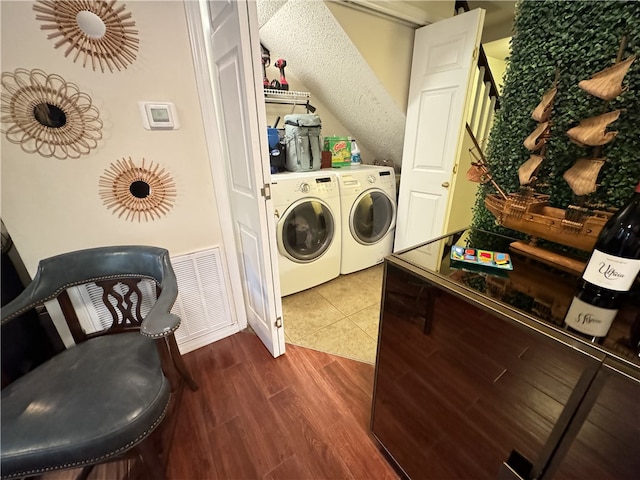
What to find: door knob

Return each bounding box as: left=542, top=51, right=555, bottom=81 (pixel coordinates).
left=442, top=182, right=450, bottom=188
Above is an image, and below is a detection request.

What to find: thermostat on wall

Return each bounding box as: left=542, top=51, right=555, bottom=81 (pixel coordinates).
left=139, top=102, right=180, bottom=130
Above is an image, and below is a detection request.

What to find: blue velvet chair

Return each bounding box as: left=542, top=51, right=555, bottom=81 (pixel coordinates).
left=1, top=246, right=198, bottom=480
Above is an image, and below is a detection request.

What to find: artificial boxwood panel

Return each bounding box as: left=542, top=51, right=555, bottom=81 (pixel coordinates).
left=472, top=0, right=640, bottom=245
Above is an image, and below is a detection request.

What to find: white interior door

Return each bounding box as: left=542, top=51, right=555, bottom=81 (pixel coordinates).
left=394, top=9, right=485, bottom=260
left=186, top=0, right=284, bottom=357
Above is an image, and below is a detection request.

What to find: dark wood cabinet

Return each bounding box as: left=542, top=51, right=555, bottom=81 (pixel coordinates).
left=371, top=229, right=640, bottom=480
left=547, top=359, right=640, bottom=480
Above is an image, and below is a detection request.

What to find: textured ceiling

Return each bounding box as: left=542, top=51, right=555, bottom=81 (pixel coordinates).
left=256, top=0, right=515, bottom=166
left=258, top=0, right=406, bottom=165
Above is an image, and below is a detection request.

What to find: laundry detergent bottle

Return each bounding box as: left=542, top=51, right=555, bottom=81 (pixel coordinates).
left=350, top=139, right=361, bottom=167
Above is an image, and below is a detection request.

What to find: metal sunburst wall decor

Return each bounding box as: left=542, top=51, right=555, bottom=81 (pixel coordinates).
left=33, top=0, right=139, bottom=73
left=1, top=68, right=103, bottom=159
left=99, top=157, right=177, bottom=222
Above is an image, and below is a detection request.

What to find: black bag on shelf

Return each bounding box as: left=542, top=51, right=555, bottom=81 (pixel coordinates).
left=269, top=139, right=286, bottom=173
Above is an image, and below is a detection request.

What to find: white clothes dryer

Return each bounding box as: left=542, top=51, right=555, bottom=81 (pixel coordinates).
left=334, top=165, right=397, bottom=274
left=271, top=170, right=341, bottom=296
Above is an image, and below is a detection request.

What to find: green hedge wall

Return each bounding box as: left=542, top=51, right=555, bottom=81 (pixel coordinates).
left=472, top=0, right=640, bottom=241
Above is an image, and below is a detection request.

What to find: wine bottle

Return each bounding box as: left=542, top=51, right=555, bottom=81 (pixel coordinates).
left=563, top=180, right=640, bottom=343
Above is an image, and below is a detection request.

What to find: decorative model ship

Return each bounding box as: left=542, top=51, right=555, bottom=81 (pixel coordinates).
left=474, top=44, right=636, bottom=253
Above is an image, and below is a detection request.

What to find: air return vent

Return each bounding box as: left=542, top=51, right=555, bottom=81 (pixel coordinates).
left=170, top=248, right=237, bottom=352
left=73, top=247, right=237, bottom=354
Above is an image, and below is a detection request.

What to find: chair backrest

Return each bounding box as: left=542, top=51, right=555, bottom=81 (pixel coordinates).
left=1, top=246, right=179, bottom=343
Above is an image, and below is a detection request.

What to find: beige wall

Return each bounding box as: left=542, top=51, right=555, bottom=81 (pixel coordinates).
left=327, top=1, right=454, bottom=113
left=1, top=0, right=495, bottom=276
left=1, top=1, right=223, bottom=275
left=326, top=1, right=417, bottom=112
left=483, top=37, right=510, bottom=93
left=446, top=130, right=477, bottom=232
left=486, top=54, right=506, bottom=94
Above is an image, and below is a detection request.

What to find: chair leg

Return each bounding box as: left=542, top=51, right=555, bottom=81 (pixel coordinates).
left=167, top=335, right=199, bottom=391
left=76, top=465, right=95, bottom=480
left=136, top=436, right=166, bottom=480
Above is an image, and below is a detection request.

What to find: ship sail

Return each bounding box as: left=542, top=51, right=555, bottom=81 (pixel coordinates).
left=477, top=43, right=633, bottom=253
left=519, top=81, right=556, bottom=186
left=523, top=122, right=550, bottom=151
left=578, top=55, right=636, bottom=101
left=518, top=154, right=544, bottom=186
left=566, top=110, right=620, bottom=146
left=562, top=158, right=606, bottom=196
left=531, top=86, right=557, bottom=122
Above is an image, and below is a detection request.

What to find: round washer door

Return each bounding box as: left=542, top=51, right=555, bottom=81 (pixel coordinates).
left=277, top=198, right=336, bottom=263
left=349, top=189, right=396, bottom=245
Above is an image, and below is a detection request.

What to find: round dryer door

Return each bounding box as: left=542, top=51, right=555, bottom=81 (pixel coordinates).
left=350, top=189, right=395, bottom=245
left=278, top=198, right=335, bottom=263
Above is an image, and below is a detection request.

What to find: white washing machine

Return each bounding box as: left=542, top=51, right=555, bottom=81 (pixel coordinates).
left=271, top=170, right=341, bottom=296
left=334, top=165, right=397, bottom=274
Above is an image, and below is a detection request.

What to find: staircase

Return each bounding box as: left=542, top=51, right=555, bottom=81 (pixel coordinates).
left=457, top=1, right=502, bottom=156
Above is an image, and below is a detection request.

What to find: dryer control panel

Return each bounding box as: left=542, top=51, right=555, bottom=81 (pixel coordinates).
left=376, top=169, right=396, bottom=189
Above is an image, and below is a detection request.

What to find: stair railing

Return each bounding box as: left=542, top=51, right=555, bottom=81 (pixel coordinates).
left=455, top=1, right=503, bottom=153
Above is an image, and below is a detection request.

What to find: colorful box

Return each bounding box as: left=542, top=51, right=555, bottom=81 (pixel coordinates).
left=323, top=136, right=351, bottom=167
left=450, top=246, right=513, bottom=271
left=477, top=250, right=494, bottom=264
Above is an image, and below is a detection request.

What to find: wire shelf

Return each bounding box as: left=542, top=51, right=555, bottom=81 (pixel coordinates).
left=263, top=89, right=310, bottom=100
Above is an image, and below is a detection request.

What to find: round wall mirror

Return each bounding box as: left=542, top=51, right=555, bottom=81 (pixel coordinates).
left=34, top=0, right=139, bottom=73
left=75, top=10, right=107, bottom=39
left=99, top=158, right=177, bottom=222
left=130, top=181, right=151, bottom=199
left=33, top=103, right=67, bottom=129
left=1, top=68, right=103, bottom=159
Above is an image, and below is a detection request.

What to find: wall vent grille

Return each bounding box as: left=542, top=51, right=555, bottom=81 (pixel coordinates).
left=75, top=247, right=236, bottom=353
left=171, top=248, right=234, bottom=344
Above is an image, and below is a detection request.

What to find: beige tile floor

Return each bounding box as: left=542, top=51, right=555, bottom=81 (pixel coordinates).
left=281, top=264, right=384, bottom=364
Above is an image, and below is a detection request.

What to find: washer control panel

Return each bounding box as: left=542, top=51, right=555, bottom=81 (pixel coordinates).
left=295, top=176, right=338, bottom=194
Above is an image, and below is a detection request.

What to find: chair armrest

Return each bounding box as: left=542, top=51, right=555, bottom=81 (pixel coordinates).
left=141, top=265, right=181, bottom=337
left=141, top=312, right=181, bottom=338
left=1, top=282, right=45, bottom=326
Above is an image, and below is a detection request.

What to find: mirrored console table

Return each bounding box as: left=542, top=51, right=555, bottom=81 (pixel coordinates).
left=371, top=228, right=639, bottom=480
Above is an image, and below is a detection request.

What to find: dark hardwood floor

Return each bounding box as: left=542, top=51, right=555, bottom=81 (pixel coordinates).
left=45, top=332, right=399, bottom=480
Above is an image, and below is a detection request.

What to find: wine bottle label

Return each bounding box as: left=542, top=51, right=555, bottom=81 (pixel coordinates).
left=582, top=250, right=640, bottom=291
left=564, top=297, right=617, bottom=337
